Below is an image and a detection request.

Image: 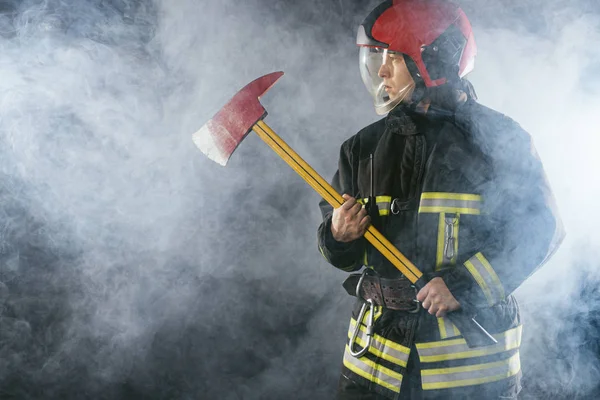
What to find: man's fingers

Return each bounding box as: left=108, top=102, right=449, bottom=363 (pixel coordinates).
left=357, top=207, right=368, bottom=219
left=341, top=195, right=357, bottom=210
left=421, top=297, right=431, bottom=310
left=416, top=285, right=429, bottom=302
left=358, top=215, right=371, bottom=231
left=436, top=309, right=447, bottom=318
left=350, top=202, right=363, bottom=215
left=428, top=304, right=439, bottom=315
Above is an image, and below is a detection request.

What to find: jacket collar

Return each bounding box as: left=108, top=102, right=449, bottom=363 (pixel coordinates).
left=385, top=106, right=418, bottom=136
left=386, top=94, right=469, bottom=134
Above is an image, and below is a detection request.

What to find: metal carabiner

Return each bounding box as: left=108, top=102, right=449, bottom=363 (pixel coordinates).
left=349, top=269, right=376, bottom=358
left=391, top=198, right=401, bottom=215
left=349, top=298, right=375, bottom=358
left=355, top=268, right=369, bottom=298
left=409, top=285, right=422, bottom=314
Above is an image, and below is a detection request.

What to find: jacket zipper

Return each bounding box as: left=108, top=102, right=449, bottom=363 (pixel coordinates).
left=443, top=214, right=459, bottom=262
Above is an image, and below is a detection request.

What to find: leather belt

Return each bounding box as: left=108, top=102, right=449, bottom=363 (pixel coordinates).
left=343, top=271, right=420, bottom=312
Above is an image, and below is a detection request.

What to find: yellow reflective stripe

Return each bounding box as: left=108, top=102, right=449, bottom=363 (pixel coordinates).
left=375, top=196, right=392, bottom=202
left=320, top=245, right=356, bottom=271
left=319, top=245, right=356, bottom=271
left=417, top=336, right=465, bottom=349
left=349, top=327, right=409, bottom=368
left=421, top=193, right=482, bottom=201
left=436, top=213, right=445, bottom=270
left=437, top=317, right=460, bottom=340
left=453, top=216, right=459, bottom=264
left=343, top=346, right=402, bottom=393
left=349, top=317, right=410, bottom=355
left=351, top=313, right=409, bottom=355
left=416, top=326, right=522, bottom=362
left=348, top=320, right=410, bottom=368
left=419, top=193, right=482, bottom=215
left=464, top=259, right=493, bottom=304
left=476, top=253, right=505, bottom=299
left=318, top=245, right=358, bottom=272
left=421, top=353, right=521, bottom=390
left=354, top=305, right=383, bottom=326
left=417, top=325, right=521, bottom=350
left=464, top=253, right=505, bottom=306
left=438, top=317, right=448, bottom=339
left=358, top=196, right=392, bottom=204
left=383, top=338, right=411, bottom=354
left=419, top=206, right=480, bottom=215
left=359, top=196, right=392, bottom=216
left=318, top=245, right=328, bottom=261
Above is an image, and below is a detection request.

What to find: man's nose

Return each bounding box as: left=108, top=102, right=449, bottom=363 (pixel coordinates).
left=378, top=64, right=389, bottom=78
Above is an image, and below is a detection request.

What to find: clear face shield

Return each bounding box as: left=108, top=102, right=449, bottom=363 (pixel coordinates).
left=358, top=47, right=416, bottom=115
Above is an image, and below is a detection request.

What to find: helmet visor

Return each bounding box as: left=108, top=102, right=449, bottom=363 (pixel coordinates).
left=358, top=46, right=415, bottom=115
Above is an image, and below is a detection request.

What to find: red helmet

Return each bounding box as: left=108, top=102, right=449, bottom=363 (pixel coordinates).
left=357, top=0, right=476, bottom=113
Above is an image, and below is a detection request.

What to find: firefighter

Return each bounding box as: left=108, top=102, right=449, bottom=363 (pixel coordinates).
left=317, top=0, right=564, bottom=398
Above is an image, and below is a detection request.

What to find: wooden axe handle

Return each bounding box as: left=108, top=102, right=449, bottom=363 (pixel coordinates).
left=253, top=120, right=423, bottom=283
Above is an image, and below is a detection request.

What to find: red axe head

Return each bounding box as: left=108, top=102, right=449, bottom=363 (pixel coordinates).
left=192, top=71, right=284, bottom=166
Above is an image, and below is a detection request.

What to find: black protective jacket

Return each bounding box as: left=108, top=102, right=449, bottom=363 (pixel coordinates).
left=318, top=100, right=564, bottom=399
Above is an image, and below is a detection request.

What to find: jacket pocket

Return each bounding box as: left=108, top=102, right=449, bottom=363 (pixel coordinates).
left=419, top=192, right=483, bottom=340
left=419, top=192, right=483, bottom=269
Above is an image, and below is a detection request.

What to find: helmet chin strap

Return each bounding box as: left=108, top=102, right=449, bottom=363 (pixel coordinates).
left=374, top=82, right=416, bottom=115
left=375, top=96, right=402, bottom=115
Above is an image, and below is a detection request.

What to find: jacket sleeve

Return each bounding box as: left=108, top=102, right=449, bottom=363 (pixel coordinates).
left=443, top=121, right=565, bottom=311
left=317, top=137, right=366, bottom=272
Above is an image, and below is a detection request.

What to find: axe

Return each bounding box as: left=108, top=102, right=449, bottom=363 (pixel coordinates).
left=192, top=71, right=497, bottom=348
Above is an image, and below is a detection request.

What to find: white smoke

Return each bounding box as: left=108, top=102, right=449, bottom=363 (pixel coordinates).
left=471, top=11, right=600, bottom=398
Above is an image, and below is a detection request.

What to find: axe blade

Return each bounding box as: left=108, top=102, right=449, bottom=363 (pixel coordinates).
left=192, top=71, right=284, bottom=166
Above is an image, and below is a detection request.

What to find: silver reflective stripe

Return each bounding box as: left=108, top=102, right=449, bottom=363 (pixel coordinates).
left=343, top=345, right=403, bottom=393
left=464, top=252, right=505, bottom=306
left=437, top=317, right=460, bottom=339
left=420, top=198, right=481, bottom=211
left=359, top=196, right=392, bottom=216
left=421, top=353, right=521, bottom=390
left=348, top=319, right=410, bottom=367
left=416, top=325, right=522, bottom=363
left=377, top=200, right=391, bottom=216
left=419, top=193, right=482, bottom=215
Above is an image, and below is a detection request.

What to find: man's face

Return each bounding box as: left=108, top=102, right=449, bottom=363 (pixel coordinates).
left=378, top=51, right=415, bottom=103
